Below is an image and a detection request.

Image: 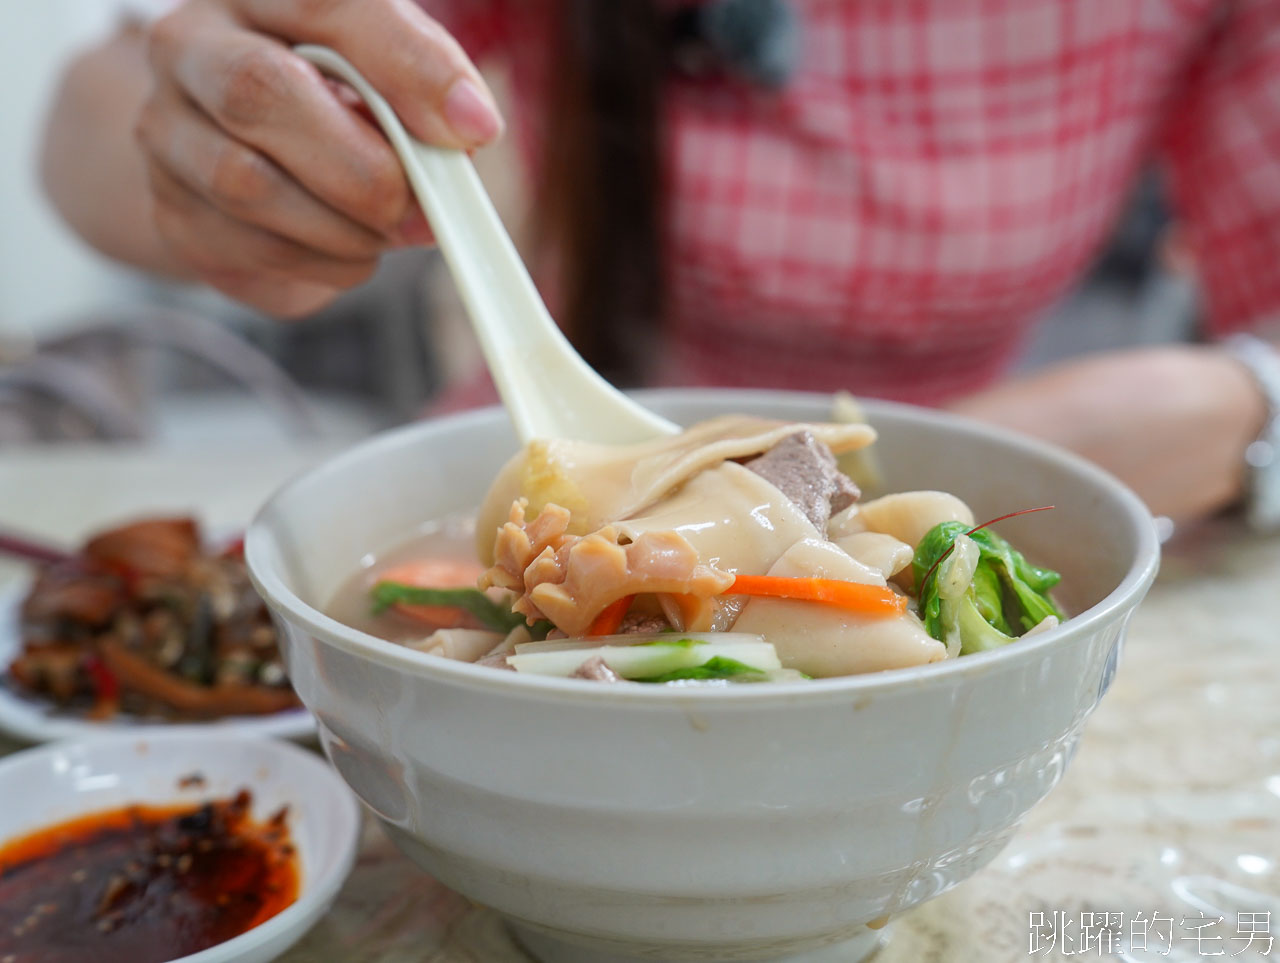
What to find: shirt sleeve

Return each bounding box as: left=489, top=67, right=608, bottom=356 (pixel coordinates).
left=421, top=0, right=509, bottom=63
left=1161, top=0, right=1280, bottom=335
left=110, top=0, right=509, bottom=58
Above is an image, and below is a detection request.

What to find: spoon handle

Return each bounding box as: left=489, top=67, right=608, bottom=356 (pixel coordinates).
left=294, top=45, right=677, bottom=444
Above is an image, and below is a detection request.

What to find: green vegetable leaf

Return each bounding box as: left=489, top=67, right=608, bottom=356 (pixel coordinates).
left=371, top=582, right=526, bottom=633
left=912, top=521, right=970, bottom=589
left=955, top=596, right=1016, bottom=655
left=914, top=520, right=967, bottom=641
left=633, top=656, right=768, bottom=683
left=969, top=563, right=1011, bottom=635
left=966, top=528, right=1062, bottom=595
left=920, top=580, right=944, bottom=640
left=912, top=519, right=1063, bottom=655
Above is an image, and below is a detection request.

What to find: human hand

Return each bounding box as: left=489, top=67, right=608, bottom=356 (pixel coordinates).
left=134, top=0, right=503, bottom=316
left=948, top=345, right=1269, bottom=521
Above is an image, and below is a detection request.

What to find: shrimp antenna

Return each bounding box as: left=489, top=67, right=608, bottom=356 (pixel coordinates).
left=919, top=505, right=1055, bottom=588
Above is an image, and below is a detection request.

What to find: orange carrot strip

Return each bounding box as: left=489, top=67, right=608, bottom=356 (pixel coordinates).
left=729, top=575, right=906, bottom=618
left=585, top=595, right=635, bottom=637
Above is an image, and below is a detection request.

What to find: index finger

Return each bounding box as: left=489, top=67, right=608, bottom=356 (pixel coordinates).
left=230, top=0, right=503, bottom=148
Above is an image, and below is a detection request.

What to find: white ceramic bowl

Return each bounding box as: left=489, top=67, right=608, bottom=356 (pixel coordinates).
left=0, top=729, right=361, bottom=963
left=246, top=389, right=1160, bottom=963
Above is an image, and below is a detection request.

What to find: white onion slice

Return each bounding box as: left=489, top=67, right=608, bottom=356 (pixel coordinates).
left=507, top=637, right=780, bottom=679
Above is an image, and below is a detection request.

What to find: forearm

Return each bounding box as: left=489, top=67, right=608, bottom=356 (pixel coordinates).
left=948, top=344, right=1269, bottom=522
left=38, top=0, right=499, bottom=318
left=39, top=26, right=192, bottom=279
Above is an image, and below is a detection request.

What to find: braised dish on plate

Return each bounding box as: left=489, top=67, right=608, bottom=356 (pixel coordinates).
left=6, top=518, right=297, bottom=720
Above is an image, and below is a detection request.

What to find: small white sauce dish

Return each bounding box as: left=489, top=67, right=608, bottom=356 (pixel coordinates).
left=0, top=729, right=361, bottom=963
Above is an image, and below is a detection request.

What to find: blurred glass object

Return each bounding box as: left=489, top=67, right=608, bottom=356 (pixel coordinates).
left=0, top=311, right=317, bottom=444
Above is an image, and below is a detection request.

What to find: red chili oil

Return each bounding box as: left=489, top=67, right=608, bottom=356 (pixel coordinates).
left=0, top=790, right=298, bottom=963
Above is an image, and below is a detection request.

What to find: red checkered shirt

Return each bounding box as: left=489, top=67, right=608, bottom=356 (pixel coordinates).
left=432, top=0, right=1280, bottom=406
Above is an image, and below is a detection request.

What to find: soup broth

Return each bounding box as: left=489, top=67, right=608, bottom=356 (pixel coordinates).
left=327, top=515, right=480, bottom=643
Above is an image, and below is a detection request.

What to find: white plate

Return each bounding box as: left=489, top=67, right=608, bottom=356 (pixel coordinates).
left=0, top=729, right=361, bottom=963
left=0, top=582, right=314, bottom=744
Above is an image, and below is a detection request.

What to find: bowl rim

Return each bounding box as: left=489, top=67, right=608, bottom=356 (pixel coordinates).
left=0, top=728, right=361, bottom=963
left=246, top=388, right=1161, bottom=707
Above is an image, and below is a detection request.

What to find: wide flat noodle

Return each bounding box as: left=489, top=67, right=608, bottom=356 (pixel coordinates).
left=405, top=629, right=504, bottom=662
left=613, top=462, right=821, bottom=633
left=616, top=462, right=818, bottom=574
left=732, top=538, right=945, bottom=677
left=854, top=491, right=974, bottom=551
left=833, top=532, right=915, bottom=580
left=476, top=415, right=876, bottom=563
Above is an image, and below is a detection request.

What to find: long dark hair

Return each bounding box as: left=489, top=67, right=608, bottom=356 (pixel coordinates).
left=539, top=1, right=668, bottom=387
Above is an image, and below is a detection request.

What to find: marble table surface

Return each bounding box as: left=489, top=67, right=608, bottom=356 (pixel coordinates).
left=1, top=443, right=1277, bottom=962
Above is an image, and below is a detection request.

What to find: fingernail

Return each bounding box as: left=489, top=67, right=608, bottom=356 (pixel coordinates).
left=443, top=78, right=503, bottom=145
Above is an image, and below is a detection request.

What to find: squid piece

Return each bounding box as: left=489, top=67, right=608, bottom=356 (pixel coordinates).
left=853, top=491, right=975, bottom=550
left=522, top=528, right=733, bottom=636
left=483, top=498, right=735, bottom=637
